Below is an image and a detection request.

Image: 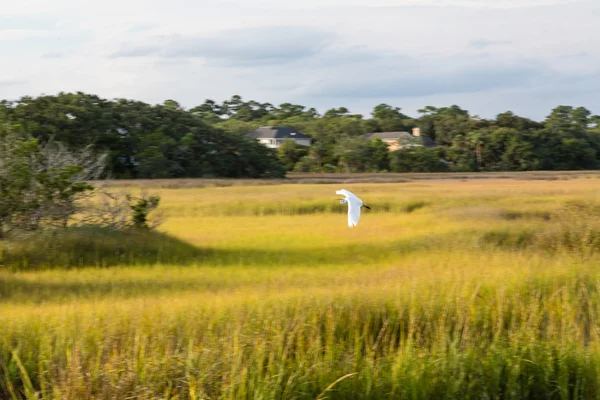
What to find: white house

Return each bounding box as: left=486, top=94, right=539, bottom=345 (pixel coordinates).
left=245, top=126, right=312, bottom=149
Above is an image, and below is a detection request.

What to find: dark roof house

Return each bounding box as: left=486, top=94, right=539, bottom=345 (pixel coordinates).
left=246, top=126, right=311, bottom=140
left=246, top=126, right=312, bottom=148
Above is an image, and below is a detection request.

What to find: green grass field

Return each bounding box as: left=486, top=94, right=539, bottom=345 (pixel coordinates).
left=3, top=176, right=600, bottom=399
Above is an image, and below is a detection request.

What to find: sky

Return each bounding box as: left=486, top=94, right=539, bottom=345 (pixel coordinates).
left=0, top=0, right=598, bottom=120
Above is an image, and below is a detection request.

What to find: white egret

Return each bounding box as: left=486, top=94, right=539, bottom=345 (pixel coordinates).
left=336, top=189, right=371, bottom=228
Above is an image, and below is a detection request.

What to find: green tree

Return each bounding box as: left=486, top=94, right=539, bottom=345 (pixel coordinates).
left=446, top=134, right=477, bottom=172
left=371, top=104, right=411, bottom=132
left=190, top=99, right=223, bottom=124
left=214, top=119, right=260, bottom=135
left=0, top=126, right=40, bottom=238
left=163, top=99, right=183, bottom=111
left=36, top=140, right=105, bottom=227
left=466, top=131, right=485, bottom=169
left=390, top=146, right=448, bottom=172
left=416, top=105, right=472, bottom=145
left=277, top=140, right=309, bottom=171
left=324, top=107, right=350, bottom=118
left=4, top=92, right=600, bottom=178
left=556, top=137, right=597, bottom=170
left=307, top=141, right=328, bottom=169
left=271, top=103, right=308, bottom=120
left=293, top=155, right=319, bottom=172
left=367, top=138, right=390, bottom=171
left=221, top=95, right=245, bottom=117
left=496, top=111, right=543, bottom=131
left=545, top=105, right=592, bottom=135
left=334, top=136, right=371, bottom=173
left=136, top=146, right=170, bottom=178
left=0, top=125, right=105, bottom=237
left=501, top=136, right=539, bottom=171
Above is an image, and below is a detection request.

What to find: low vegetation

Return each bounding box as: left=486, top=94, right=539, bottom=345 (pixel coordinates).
left=2, top=178, right=600, bottom=398
left=0, top=226, right=203, bottom=270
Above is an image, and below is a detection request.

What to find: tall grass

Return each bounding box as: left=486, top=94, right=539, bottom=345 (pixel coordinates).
left=0, top=226, right=204, bottom=270
left=3, top=178, right=600, bottom=398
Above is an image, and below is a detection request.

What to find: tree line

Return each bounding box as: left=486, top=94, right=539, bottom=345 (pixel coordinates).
left=1, top=92, right=600, bottom=177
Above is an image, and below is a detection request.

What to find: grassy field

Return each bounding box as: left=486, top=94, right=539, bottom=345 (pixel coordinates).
left=3, top=175, right=600, bottom=398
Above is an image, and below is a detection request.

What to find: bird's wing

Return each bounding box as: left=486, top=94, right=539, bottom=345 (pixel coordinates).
left=347, top=196, right=362, bottom=227
left=336, top=189, right=362, bottom=204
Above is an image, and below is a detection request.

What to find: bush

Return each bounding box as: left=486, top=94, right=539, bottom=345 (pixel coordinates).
left=0, top=126, right=106, bottom=238
left=0, top=125, right=165, bottom=239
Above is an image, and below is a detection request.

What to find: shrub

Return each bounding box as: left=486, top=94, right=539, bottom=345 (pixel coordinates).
left=0, top=127, right=106, bottom=238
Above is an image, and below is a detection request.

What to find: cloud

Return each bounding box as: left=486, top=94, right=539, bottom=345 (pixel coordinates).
left=450, top=0, right=585, bottom=8
left=41, top=52, right=64, bottom=59
left=111, top=45, right=160, bottom=58
left=0, top=29, right=56, bottom=40
left=0, top=14, right=59, bottom=31
left=307, top=65, right=542, bottom=99
left=128, top=23, right=160, bottom=33
left=470, top=39, right=512, bottom=49
left=0, top=79, right=26, bottom=87
left=559, top=51, right=589, bottom=58
left=110, top=26, right=336, bottom=66
left=0, top=0, right=598, bottom=121
left=295, top=47, right=548, bottom=99
left=351, top=0, right=588, bottom=9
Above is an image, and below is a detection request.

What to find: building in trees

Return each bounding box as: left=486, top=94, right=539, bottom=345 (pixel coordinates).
left=363, top=128, right=436, bottom=151
left=245, top=126, right=312, bottom=149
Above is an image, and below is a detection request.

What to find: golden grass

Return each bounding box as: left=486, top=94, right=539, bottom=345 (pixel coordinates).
left=3, top=177, right=600, bottom=398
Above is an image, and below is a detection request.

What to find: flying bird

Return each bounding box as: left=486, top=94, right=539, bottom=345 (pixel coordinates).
left=336, top=189, right=371, bottom=228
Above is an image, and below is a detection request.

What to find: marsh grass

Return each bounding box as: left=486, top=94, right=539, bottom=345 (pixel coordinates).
left=3, top=178, right=600, bottom=398
left=0, top=226, right=204, bottom=270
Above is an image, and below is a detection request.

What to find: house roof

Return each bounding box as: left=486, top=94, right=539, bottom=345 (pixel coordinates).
left=246, top=126, right=311, bottom=140
left=364, top=131, right=412, bottom=140
left=364, top=131, right=437, bottom=148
